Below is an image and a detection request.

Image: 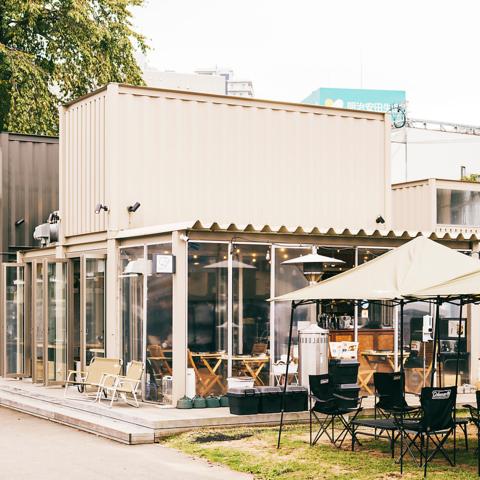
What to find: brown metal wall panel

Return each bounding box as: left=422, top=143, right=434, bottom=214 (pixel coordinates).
left=0, top=133, right=59, bottom=257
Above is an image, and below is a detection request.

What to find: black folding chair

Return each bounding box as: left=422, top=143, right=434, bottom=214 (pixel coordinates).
left=374, top=372, right=421, bottom=419
left=396, top=386, right=457, bottom=478
left=309, top=374, right=363, bottom=448
left=464, top=390, right=480, bottom=476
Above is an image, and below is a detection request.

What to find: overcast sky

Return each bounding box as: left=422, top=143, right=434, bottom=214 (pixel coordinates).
left=133, top=0, right=480, bottom=126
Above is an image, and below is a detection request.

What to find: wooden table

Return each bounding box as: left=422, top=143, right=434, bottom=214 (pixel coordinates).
left=189, top=352, right=225, bottom=395
left=148, top=351, right=172, bottom=376
left=231, top=355, right=269, bottom=386
left=359, top=351, right=410, bottom=394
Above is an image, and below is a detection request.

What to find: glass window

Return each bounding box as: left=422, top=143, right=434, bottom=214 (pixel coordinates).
left=317, top=246, right=356, bottom=331
left=34, top=263, right=44, bottom=383
left=146, top=244, right=173, bottom=404
left=274, top=247, right=311, bottom=364
left=402, top=301, right=433, bottom=393
left=120, top=247, right=144, bottom=368
left=356, top=248, right=394, bottom=395
left=437, top=188, right=480, bottom=225
left=188, top=242, right=228, bottom=395
left=85, top=258, right=106, bottom=364
left=47, top=262, right=67, bottom=383
left=232, top=244, right=270, bottom=386
left=5, top=266, right=25, bottom=376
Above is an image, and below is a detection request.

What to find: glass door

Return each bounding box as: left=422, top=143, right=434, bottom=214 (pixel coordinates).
left=32, top=261, right=45, bottom=383
left=84, top=256, right=106, bottom=366
left=45, top=260, right=68, bottom=385
left=2, top=264, right=25, bottom=378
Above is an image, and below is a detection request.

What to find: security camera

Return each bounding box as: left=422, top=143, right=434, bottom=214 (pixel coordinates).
left=95, top=203, right=109, bottom=214
left=127, top=202, right=141, bottom=213
left=376, top=215, right=385, bottom=224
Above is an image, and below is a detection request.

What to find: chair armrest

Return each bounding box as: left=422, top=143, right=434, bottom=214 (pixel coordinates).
left=98, top=373, right=121, bottom=388
left=310, top=394, right=334, bottom=404
left=66, top=370, right=87, bottom=383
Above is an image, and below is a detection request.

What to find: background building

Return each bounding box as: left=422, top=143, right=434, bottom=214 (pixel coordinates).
left=303, top=87, right=480, bottom=184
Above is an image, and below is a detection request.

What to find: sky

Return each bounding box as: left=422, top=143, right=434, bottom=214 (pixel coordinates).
left=132, top=0, right=480, bottom=126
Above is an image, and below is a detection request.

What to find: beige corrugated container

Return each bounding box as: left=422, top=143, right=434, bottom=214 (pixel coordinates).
left=60, top=83, right=391, bottom=237
left=392, top=178, right=480, bottom=236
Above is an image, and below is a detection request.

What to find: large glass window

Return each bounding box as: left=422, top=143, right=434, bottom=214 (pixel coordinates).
left=33, top=263, right=44, bottom=383
left=437, top=188, right=480, bottom=225
left=355, top=248, right=394, bottom=395
left=47, top=262, right=67, bottom=383
left=120, top=247, right=144, bottom=368
left=188, top=242, right=228, bottom=395
left=274, top=247, right=311, bottom=364
left=4, top=265, right=25, bottom=376
left=85, top=258, right=106, bottom=364
left=146, top=244, right=173, bottom=404
left=402, top=301, right=433, bottom=393
left=232, top=244, right=270, bottom=386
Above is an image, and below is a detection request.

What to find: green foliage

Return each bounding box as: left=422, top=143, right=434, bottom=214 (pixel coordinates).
left=0, top=0, right=147, bottom=136
left=461, top=174, right=480, bottom=182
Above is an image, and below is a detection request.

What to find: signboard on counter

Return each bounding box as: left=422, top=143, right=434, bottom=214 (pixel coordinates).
left=153, top=254, right=176, bottom=274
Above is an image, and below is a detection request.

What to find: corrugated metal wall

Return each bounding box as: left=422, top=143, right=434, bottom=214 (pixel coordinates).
left=0, top=133, right=59, bottom=257
left=61, top=85, right=390, bottom=236
left=62, top=91, right=106, bottom=236
left=392, top=180, right=435, bottom=231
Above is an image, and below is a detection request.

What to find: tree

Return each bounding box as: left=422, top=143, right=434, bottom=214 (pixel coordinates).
left=0, top=0, right=147, bottom=136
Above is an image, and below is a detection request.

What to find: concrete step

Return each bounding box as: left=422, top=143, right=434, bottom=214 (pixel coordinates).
left=0, top=388, right=155, bottom=444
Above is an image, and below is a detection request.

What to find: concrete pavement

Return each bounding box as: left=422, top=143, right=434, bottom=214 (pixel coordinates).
left=0, top=406, right=252, bottom=480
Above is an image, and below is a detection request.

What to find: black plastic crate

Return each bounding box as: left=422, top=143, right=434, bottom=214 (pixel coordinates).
left=284, top=385, right=308, bottom=412
left=257, top=386, right=282, bottom=413
left=329, top=359, right=359, bottom=385
left=333, top=383, right=360, bottom=410
left=227, top=388, right=259, bottom=415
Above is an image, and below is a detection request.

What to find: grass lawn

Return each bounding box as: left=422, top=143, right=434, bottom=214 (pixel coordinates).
left=164, top=424, right=479, bottom=479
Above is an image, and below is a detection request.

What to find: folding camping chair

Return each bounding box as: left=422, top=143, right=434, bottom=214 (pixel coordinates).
left=374, top=372, right=421, bottom=419
left=396, top=386, right=457, bottom=478
left=309, top=374, right=363, bottom=448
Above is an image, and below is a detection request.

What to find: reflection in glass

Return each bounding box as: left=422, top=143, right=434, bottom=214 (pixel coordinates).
left=71, top=259, right=81, bottom=371
left=85, top=258, right=106, bottom=364
left=274, top=247, right=310, bottom=363
left=188, top=243, right=228, bottom=395
left=120, top=247, right=144, bottom=368
left=232, top=244, right=270, bottom=386
left=355, top=248, right=394, bottom=395
left=34, top=263, right=44, bottom=383
left=437, top=188, right=480, bottom=226
left=146, top=244, right=173, bottom=404
left=47, top=262, right=67, bottom=383
left=5, top=266, right=25, bottom=376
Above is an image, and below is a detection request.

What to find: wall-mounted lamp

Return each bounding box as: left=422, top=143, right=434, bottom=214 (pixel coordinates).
left=95, top=203, right=109, bottom=214
left=127, top=202, right=141, bottom=213
left=376, top=215, right=385, bottom=224
left=15, top=218, right=25, bottom=227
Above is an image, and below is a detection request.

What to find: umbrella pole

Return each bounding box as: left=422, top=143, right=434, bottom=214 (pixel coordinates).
left=277, top=301, right=296, bottom=449
left=455, top=300, right=464, bottom=387
left=430, top=297, right=440, bottom=387
left=400, top=300, right=404, bottom=373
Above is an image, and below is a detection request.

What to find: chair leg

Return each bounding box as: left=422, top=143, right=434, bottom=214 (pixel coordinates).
left=454, top=423, right=457, bottom=466
left=424, top=434, right=429, bottom=478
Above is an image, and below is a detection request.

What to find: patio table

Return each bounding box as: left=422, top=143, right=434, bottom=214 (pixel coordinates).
left=230, top=355, right=269, bottom=386
left=359, top=351, right=410, bottom=394
left=189, top=352, right=225, bottom=395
